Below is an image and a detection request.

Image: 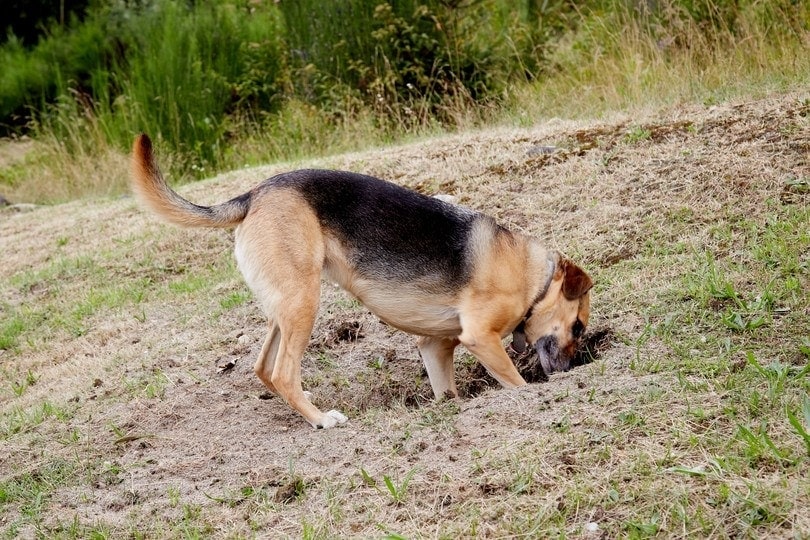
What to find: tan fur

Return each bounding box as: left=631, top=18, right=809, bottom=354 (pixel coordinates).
left=130, top=134, right=592, bottom=429
left=131, top=134, right=248, bottom=228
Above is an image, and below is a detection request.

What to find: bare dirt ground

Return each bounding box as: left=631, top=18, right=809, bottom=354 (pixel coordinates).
left=1, top=92, right=808, bottom=538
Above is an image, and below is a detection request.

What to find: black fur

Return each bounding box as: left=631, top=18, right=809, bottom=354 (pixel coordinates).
left=261, top=169, right=478, bottom=290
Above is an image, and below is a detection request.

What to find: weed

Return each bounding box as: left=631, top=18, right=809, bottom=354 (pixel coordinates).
left=144, top=369, right=170, bottom=399
left=508, top=463, right=537, bottom=495
left=168, top=274, right=210, bottom=295
left=618, top=410, right=645, bottom=427
left=359, top=468, right=377, bottom=489
left=417, top=400, right=459, bottom=433
left=107, top=422, right=126, bottom=439
left=624, top=513, right=660, bottom=538
left=57, top=428, right=81, bottom=446
left=166, top=486, right=180, bottom=508
left=219, top=290, right=251, bottom=310
left=359, top=466, right=418, bottom=505
left=315, top=352, right=338, bottom=370
left=0, top=312, right=27, bottom=351
left=786, top=397, right=810, bottom=456
left=2, top=401, right=71, bottom=438
left=721, top=310, right=767, bottom=332
left=745, top=352, right=807, bottom=403
left=1, top=254, right=154, bottom=354
left=368, top=356, right=385, bottom=370
left=700, top=253, right=740, bottom=306
left=43, top=516, right=113, bottom=539
left=784, top=176, right=810, bottom=193
left=0, top=458, right=78, bottom=531
left=623, top=125, right=652, bottom=144
left=382, top=468, right=417, bottom=505
left=10, top=370, right=38, bottom=397
left=736, top=423, right=793, bottom=466
left=380, top=534, right=409, bottom=540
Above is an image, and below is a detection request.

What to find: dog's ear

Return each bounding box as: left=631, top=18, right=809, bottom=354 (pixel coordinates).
left=560, top=259, right=593, bottom=300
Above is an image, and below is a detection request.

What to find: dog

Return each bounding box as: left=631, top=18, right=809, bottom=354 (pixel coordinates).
left=130, top=134, right=593, bottom=429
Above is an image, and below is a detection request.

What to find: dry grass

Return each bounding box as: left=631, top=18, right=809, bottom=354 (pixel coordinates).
left=1, top=91, right=808, bottom=538
left=510, top=2, right=810, bottom=121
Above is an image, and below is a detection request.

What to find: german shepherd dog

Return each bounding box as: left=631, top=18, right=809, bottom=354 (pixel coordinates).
left=131, top=135, right=593, bottom=428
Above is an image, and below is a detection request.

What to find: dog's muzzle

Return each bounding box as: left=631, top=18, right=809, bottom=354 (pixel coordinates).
left=535, top=336, right=572, bottom=374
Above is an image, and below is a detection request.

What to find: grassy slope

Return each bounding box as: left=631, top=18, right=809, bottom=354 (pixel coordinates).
left=0, top=91, right=808, bottom=538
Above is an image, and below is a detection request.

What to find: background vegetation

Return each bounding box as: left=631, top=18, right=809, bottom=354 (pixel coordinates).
left=0, top=0, right=808, bottom=202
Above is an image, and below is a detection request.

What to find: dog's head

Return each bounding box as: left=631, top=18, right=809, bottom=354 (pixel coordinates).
left=513, top=258, right=593, bottom=375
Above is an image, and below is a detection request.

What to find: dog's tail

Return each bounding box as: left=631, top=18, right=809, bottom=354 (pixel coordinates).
left=130, top=134, right=250, bottom=228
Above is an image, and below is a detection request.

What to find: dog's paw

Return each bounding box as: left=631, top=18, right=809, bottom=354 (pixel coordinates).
left=314, top=410, right=348, bottom=429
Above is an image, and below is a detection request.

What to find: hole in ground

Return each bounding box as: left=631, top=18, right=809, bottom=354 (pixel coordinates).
left=460, top=326, right=617, bottom=398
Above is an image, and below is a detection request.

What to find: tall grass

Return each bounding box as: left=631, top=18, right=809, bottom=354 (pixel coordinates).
left=0, top=0, right=808, bottom=203
left=512, top=0, right=810, bottom=119
left=34, top=2, right=284, bottom=169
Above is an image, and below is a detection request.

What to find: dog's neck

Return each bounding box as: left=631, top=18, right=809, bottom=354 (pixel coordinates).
left=524, top=251, right=558, bottom=319
left=512, top=251, right=558, bottom=347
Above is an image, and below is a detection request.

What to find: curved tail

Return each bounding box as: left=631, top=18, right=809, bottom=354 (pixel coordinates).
left=130, top=134, right=250, bottom=228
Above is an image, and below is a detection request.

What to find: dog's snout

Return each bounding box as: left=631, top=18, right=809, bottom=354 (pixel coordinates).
left=535, top=335, right=574, bottom=374
left=541, top=337, right=556, bottom=357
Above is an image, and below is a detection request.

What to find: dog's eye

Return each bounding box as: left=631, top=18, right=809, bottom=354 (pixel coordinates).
left=572, top=319, right=585, bottom=338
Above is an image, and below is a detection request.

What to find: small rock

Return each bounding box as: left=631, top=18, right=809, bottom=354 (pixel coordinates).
left=527, top=145, right=558, bottom=157
left=227, top=329, right=244, bottom=341
left=9, top=203, right=38, bottom=213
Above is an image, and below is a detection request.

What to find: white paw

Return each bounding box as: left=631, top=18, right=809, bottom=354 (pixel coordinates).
left=314, top=409, right=348, bottom=429
left=327, top=409, right=348, bottom=423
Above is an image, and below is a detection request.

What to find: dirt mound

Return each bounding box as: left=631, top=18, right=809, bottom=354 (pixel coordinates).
left=1, top=92, right=808, bottom=538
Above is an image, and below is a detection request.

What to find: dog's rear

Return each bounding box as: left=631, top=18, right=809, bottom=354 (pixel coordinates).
left=130, top=134, right=251, bottom=228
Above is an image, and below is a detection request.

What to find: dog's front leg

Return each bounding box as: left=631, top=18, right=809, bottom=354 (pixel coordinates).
left=459, top=330, right=527, bottom=388
left=417, top=336, right=460, bottom=399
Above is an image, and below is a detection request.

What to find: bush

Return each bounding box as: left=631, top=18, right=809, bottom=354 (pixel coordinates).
left=0, top=18, right=109, bottom=129
left=279, top=0, right=534, bottom=126
left=24, top=1, right=285, bottom=171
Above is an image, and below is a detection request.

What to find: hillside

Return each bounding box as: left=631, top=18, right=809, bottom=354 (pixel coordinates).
left=1, top=92, right=808, bottom=538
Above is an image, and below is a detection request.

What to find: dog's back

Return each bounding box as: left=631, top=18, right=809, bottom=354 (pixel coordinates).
left=258, top=170, right=482, bottom=289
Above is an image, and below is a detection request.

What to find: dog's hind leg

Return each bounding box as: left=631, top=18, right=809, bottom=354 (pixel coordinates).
left=270, top=283, right=348, bottom=429
left=235, top=194, right=345, bottom=428
left=418, top=336, right=460, bottom=399
left=254, top=323, right=281, bottom=395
